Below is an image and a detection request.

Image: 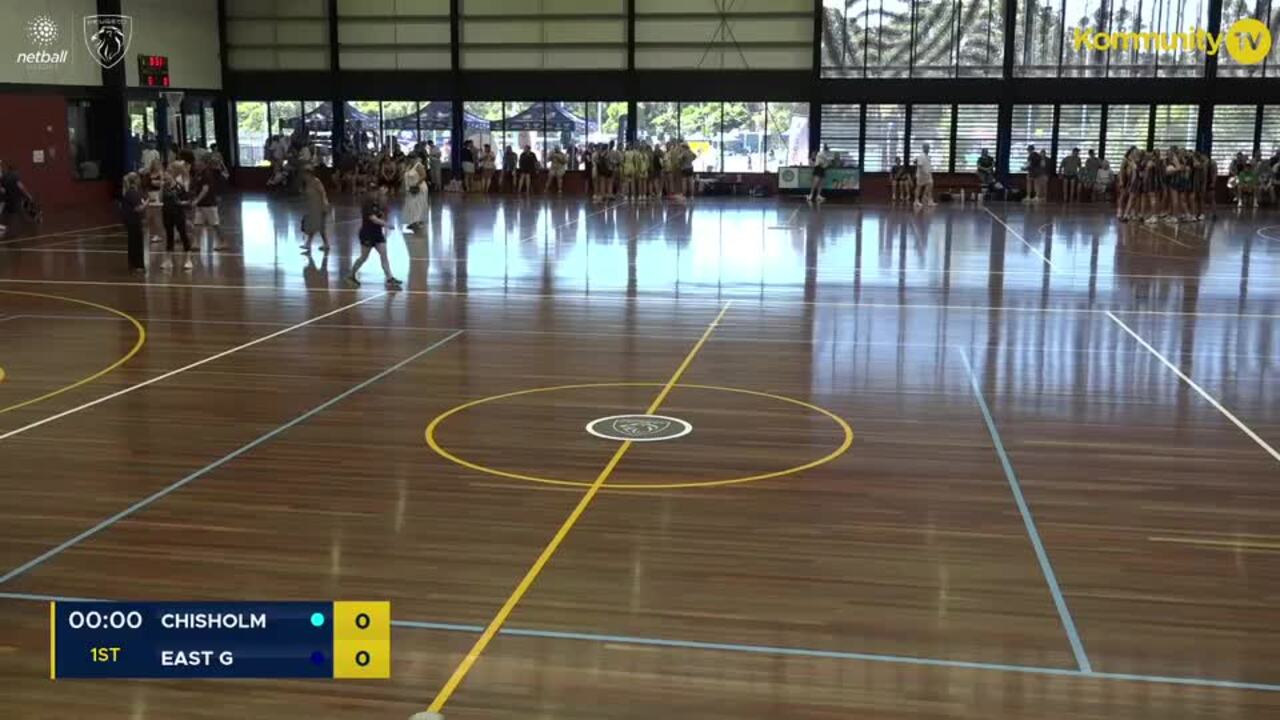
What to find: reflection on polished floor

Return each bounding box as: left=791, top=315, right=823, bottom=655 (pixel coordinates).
left=2, top=194, right=1280, bottom=719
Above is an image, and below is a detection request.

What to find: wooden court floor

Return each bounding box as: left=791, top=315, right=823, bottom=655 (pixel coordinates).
left=2, top=195, right=1280, bottom=719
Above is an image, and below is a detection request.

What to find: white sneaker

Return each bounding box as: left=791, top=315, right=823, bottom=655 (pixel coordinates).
left=816, top=196, right=826, bottom=203
left=1144, top=216, right=1158, bottom=224
left=913, top=200, right=923, bottom=210
left=182, top=259, right=193, bottom=270
left=161, top=259, right=173, bottom=271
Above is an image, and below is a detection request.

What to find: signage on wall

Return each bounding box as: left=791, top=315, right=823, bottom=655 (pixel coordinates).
left=138, top=55, right=170, bottom=87
left=14, top=13, right=136, bottom=70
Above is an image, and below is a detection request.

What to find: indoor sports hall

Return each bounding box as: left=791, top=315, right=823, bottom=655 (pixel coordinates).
left=2, top=1, right=1280, bottom=719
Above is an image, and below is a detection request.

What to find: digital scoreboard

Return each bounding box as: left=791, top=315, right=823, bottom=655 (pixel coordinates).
left=138, top=54, right=170, bottom=87
left=50, top=601, right=389, bottom=679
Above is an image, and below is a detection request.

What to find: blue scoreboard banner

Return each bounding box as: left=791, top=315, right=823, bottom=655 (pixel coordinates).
left=51, top=601, right=390, bottom=679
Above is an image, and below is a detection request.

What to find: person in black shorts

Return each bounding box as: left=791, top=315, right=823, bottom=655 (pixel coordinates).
left=517, top=145, right=537, bottom=194
left=120, top=172, right=147, bottom=274
left=347, top=188, right=401, bottom=288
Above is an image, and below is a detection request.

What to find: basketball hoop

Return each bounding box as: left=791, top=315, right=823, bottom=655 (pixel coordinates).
left=160, top=91, right=184, bottom=109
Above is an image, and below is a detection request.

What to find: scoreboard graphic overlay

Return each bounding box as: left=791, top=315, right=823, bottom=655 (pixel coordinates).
left=50, top=601, right=390, bottom=679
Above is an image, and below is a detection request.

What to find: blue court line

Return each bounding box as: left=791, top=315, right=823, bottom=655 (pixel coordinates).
left=954, top=347, right=1092, bottom=673
left=0, top=330, right=464, bottom=586
left=3, top=590, right=1278, bottom=693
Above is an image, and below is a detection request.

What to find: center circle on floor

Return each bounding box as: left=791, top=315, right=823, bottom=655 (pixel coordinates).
left=425, top=382, right=853, bottom=490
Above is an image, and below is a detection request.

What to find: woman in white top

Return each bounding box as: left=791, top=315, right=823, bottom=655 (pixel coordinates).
left=545, top=146, right=568, bottom=194
left=914, top=144, right=935, bottom=209
left=402, top=158, right=429, bottom=233
left=480, top=144, right=496, bottom=192
left=808, top=144, right=832, bottom=203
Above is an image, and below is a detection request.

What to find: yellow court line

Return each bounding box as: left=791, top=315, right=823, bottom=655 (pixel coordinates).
left=0, top=291, right=147, bottom=415
left=423, top=301, right=732, bottom=716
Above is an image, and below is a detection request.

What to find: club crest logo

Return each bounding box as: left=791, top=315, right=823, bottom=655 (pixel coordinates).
left=612, top=418, right=671, bottom=437
left=83, top=14, right=132, bottom=69
left=586, top=415, right=692, bottom=443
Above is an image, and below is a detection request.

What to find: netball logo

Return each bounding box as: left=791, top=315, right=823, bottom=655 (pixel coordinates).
left=83, top=14, right=132, bottom=69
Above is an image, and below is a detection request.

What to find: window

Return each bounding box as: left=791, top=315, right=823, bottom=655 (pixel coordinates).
left=1012, top=0, right=1063, bottom=76
left=1153, top=105, right=1198, bottom=150
left=340, top=0, right=450, bottom=70
left=301, top=101, right=333, bottom=164
left=1220, top=0, right=1278, bottom=77
left=381, top=102, right=420, bottom=153
left=1263, top=106, right=1280, bottom=157
left=638, top=102, right=679, bottom=146
left=67, top=101, right=101, bottom=180
left=463, top=101, right=502, bottom=152
left=954, top=105, right=998, bottom=173
left=913, top=0, right=958, bottom=78
left=421, top=100, right=455, bottom=164
left=820, top=104, right=860, bottom=167
left=1010, top=105, right=1052, bottom=172
left=268, top=101, right=302, bottom=141
left=863, top=104, right=906, bottom=171
left=1105, top=104, right=1151, bottom=161
left=346, top=101, right=382, bottom=153
left=235, top=101, right=268, bottom=166
left=723, top=103, right=765, bottom=173
left=865, top=0, right=913, bottom=77
left=766, top=102, right=811, bottom=171
left=1057, top=104, right=1103, bottom=158
left=1212, top=105, right=1258, bottom=173
left=824, top=0, right=1003, bottom=77
left=910, top=105, right=952, bottom=172
left=1018, top=0, right=1207, bottom=77
left=958, top=0, right=1005, bottom=77
left=679, top=102, right=723, bottom=172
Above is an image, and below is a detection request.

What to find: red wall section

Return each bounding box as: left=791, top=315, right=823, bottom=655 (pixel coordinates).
left=0, top=94, right=112, bottom=208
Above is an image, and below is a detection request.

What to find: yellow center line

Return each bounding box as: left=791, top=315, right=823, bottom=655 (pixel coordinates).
left=422, top=301, right=733, bottom=716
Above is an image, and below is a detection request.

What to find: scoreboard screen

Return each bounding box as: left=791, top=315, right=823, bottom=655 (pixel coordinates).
left=138, top=54, right=170, bottom=87
left=50, top=601, right=390, bottom=679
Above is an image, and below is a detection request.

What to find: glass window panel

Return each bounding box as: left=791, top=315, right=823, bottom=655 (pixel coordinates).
left=767, top=102, right=811, bottom=172
left=1105, top=104, right=1151, bottom=161
left=913, top=0, right=958, bottom=77
left=1011, top=104, right=1053, bottom=172
left=679, top=102, right=723, bottom=172
left=1212, top=105, right=1258, bottom=173
left=419, top=100, right=454, bottom=165
left=1153, top=0, right=1209, bottom=77
left=204, top=105, right=216, bottom=154
left=724, top=102, right=765, bottom=173
left=638, top=102, right=679, bottom=146
left=300, top=101, right=333, bottom=165
left=498, top=102, right=537, bottom=166
left=346, top=101, right=382, bottom=154
left=863, top=103, right=906, bottom=171
left=910, top=104, right=953, bottom=171
left=1153, top=104, right=1198, bottom=150
left=954, top=105, right=998, bottom=172
left=268, top=101, right=301, bottom=141
left=1060, top=0, right=1109, bottom=77
left=381, top=101, right=421, bottom=154
left=545, top=102, right=586, bottom=165
left=958, top=0, right=1005, bottom=76
left=463, top=101, right=504, bottom=154
left=822, top=0, right=857, bottom=76
left=1056, top=104, right=1103, bottom=157
left=865, top=0, right=914, bottom=77
left=1262, top=106, right=1280, bottom=157
left=1219, top=0, right=1275, bottom=77
left=1012, top=0, right=1064, bottom=75
left=820, top=104, right=861, bottom=168
left=234, top=101, right=267, bottom=167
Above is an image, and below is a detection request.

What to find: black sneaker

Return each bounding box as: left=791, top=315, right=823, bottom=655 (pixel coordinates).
left=346, top=274, right=360, bottom=286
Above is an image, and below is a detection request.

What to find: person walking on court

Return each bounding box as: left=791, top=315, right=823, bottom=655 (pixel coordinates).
left=300, top=165, right=331, bottom=253
left=914, top=143, right=935, bottom=209
left=347, top=189, right=401, bottom=288
left=808, top=144, right=831, bottom=203
left=120, top=172, right=147, bottom=275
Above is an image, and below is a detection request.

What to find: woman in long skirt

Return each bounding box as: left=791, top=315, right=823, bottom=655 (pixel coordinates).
left=402, top=159, right=429, bottom=233
left=300, top=166, right=330, bottom=253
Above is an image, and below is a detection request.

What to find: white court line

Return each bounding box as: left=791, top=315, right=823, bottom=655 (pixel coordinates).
left=984, top=207, right=1055, bottom=268
left=1257, top=225, right=1280, bottom=242
left=0, top=292, right=388, bottom=442
left=0, top=223, right=123, bottom=246
left=1106, top=311, right=1280, bottom=464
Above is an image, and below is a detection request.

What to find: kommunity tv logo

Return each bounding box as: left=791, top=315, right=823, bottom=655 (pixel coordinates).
left=1072, top=17, right=1272, bottom=65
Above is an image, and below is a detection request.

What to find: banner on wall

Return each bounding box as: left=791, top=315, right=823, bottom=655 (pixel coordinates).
left=777, top=166, right=860, bottom=192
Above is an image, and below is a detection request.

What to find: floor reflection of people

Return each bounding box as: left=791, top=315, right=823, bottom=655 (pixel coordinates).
left=303, top=246, right=329, bottom=289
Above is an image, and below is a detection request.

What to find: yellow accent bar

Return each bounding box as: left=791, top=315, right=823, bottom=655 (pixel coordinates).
left=425, top=302, right=733, bottom=714
left=49, top=601, right=55, bottom=680
left=332, top=601, right=390, bottom=679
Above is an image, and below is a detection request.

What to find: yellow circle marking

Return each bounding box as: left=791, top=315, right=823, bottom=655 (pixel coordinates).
left=1225, top=18, right=1271, bottom=65
left=0, top=290, right=147, bottom=414
left=426, top=382, right=853, bottom=490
